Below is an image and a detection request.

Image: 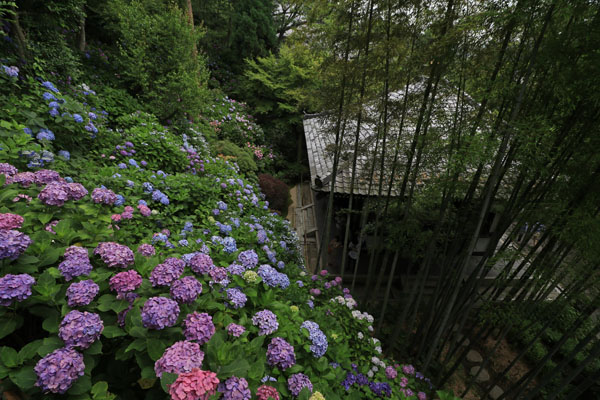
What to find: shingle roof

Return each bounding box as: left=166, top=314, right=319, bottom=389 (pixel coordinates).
left=303, top=82, right=482, bottom=197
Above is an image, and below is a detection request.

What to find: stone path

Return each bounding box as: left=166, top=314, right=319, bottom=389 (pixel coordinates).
left=463, top=347, right=505, bottom=399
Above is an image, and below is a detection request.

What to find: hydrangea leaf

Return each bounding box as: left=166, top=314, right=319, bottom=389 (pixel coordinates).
left=8, top=365, right=36, bottom=389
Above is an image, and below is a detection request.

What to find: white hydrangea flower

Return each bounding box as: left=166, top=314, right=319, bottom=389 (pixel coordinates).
left=358, top=332, right=364, bottom=339
left=372, top=356, right=380, bottom=364
left=345, top=298, right=357, bottom=309
left=300, top=271, right=306, bottom=276
left=352, top=310, right=362, bottom=319
left=375, top=346, right=382, bottom=354
left=367, top=370, right=374, bottom=378
left=372, top=338, right=380, bottom=345
left=368, top=325, right=374, bottom=332
left=366, top=314, right=374, bottom=324
left=372, top=366, right=379, bottom=373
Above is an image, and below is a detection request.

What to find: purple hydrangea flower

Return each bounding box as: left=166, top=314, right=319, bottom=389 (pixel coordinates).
left=142, top=297, right=180, bottom=330
left=58, top=310, right=103, bottom=349
left=252, top=310, right=278, bottom=336
left=209, top=267, right=227, bottom=284
left=0, top=230, right=31, bottom=260
left=66, top=280, right=99, bottom=307
left=227, top=323, right=246, bottom=337
left=288, top=373, right=313, bottom=397
left=38, top=182, right=69, bottom=206
left=237, top=250, right=258, bottom=269
left=0, top=163, right=18, bottom=176
left=91, top=187, right=117, bottom=205
left=137, top=243, right=155, bottom=256
left=109, top=270, right=142, bottom=294
left=170, top=276, right=202, bottom=304
left=189, top=253, right=214, bottom=274
left=0, top=273, right=35, bottom=306
left=257, top=230, right=268, bottom=244
left=385, top=366, right=397, bottom=379
left=150, top=258, right=185, bottom=287
left=266, top=337, right=296, bottom=370
left=65, top=183, right=88, bottom=200
left=7, top=171, right=34, bottom=187
left=94, top=242, right=134, bottom=268
left=59, top=247, right=93, bottom=281
left=34, top=347, right=84, bottom=394
left=182, top=312, right=215, bottom=344
left=154, top=340, right=204, bottom=378
left=226, top=288, right=247, bottom=309
left=218, top=376, right=251, bottom=400
left=402, top=364, right=415, bottom=375
left=226, top=263, right=245, bottom=276
left=369, top=381, right=392, bottom=397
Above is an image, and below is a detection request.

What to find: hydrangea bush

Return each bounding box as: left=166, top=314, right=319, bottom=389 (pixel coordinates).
left=0, top=71, right=452, bottom=399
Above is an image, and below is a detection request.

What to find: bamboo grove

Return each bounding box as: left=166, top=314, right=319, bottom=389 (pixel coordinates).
left=295, top=0, right=600, bottom=397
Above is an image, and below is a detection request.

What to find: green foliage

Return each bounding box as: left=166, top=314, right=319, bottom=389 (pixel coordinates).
left=198, top=0, right=277, bottom=76
left=214, top=140, right=258, bottom=175
left=103, top=0, right=210, bottom=121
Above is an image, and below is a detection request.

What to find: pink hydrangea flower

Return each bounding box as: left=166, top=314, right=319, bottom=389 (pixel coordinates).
left=0, top=213, right=24, bottom=230
left=168, top=368, right=219, bottom=400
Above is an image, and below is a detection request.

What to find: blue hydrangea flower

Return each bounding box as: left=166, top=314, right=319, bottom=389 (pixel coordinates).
left=126, top=180, right=135, bottom=187
left=128, top=159, right=138, bottom=167
left=115, top=195, right=125, bottom=206
left=36, top=129, right=55, bottom=141
left=118, top=163, right=127, bottom=169
left=217, top=201, right=227, bottom=211
left=138, top=199, right=147, bottom=206
left=178, top=239, right=189, bottom=247
left=49, top=108, right=59, bottom=117
left=142, top=182, right=153, bottom=193
left=88, top=112, right=97, bottom=120
left=222, top=237, right=237, bottom=254
left=48, top=101, right=60, bottom=108
left=42, top=81, right=59, bottom=93
left=23, top=127, right=32, bottom=136
left=73, top=114, right=83, bottom=123
left=2, top=65, right=19, bottom=77
left=58, top=150, right=70, bottom=160
left=42, top=92, right=56, bottom=101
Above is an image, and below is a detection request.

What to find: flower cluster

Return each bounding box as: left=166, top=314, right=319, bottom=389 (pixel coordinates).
left=142, top=297, right=180, bottom=329
left=288, top=373, right=313, bottom=397
left=0, top=229, right=32, bottom=260
left=154, top=340, right=204, bottom=378
left=34, top=347, right=84, bottom=394
left=300, top=321, right=328, bottom=358
left=237, top=249, right=258, bottom=269
left=189, top=253, right=214, bottom=274
left=169, top=369, right=219, bottom=400
left=252, top=309, right=278, bottom=336
left=94, top=242, right=134, bottom=268
left=109, top=270, right=142, bottom=294
left=150, top=257, right=185, bottom=286
left=266, top=337, right=296, bottom=370
left=0, top=273, right=35, bottom=306
left=58, top=310, right=103, bottom=349
left=256, top=385, right=280, bottom=400
left=171, top=276, right=202, bottom=304
left=183, top=312, right=215, bottom=344
left=0, top=213, right=24, bottom=230
left=227, top=323, right=246, bottom=337
left=257, top=265, right=290, bottom=289
left=91, top=187, right=117, bottom=204
left=218, top=376, right=251, bottom=400
left=226, top=288, right=247, bottom=309
left=66, top=280, right=99, bottom=307
left=59, top=246, right=93, bottom=281
left=137, top=243, right=156, bottom=256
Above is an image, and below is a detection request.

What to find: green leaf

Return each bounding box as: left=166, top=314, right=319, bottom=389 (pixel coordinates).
left=0, top=363, right=9, bottom=379
left=102, top=326, right=126, bottom=338
left=37, top=336, right=64, bottom=357
left=0, top=316, right=22, bottom=340
left=86, top=340, right=103, bottom=355
left=68, top=375, right=92, bottom=395
left=248, top=359, right=265, bottom=380
left=9, top=366, right=36, bottom=389
left=0, top=346, right=18, bottom=368
left=160, top=372, right=177, bottom=393
left=97, top=294, right=115, bottom=312
left=125, top=338, right=146, bottom=353
left=147, top=338, right=167, bottom=361
left=42, top=311, right=60, bottom=333
left=17, top=340, right=43, bottom=364
left=218, top=358, right=250, bottom=378
left=91, top=381, right=109, bottom=396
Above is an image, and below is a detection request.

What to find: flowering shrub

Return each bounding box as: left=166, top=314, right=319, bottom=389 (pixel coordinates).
left=0, top=72, right=451, bottom=400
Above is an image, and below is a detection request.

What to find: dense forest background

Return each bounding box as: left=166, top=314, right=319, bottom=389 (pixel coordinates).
left=1, top=0, right=599, bottom=398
